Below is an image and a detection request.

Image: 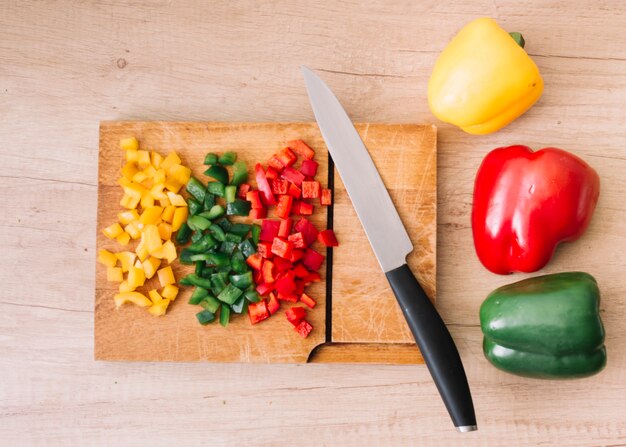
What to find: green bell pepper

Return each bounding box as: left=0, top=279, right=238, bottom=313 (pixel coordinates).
left=480, top=272, right=606, bottom=379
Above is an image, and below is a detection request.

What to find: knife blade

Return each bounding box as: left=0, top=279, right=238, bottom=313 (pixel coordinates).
left=302, top=66, right=477, bottom=432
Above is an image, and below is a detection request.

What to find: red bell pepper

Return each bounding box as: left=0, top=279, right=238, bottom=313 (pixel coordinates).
left=287, top=182, right=301, bottom=199
left=302, top=271, right=321, bottom=285
left=302, top=248, right=325, bottom=271
left=292, top=263, right=309, bottom=278
left=278, top=218, right=292, bottom=238
left=271, top=178, right=289, bottom=195
left=256, top=282, right=273, bottom=296
left=472, top=145, right=600, bottom=274
left=246, top=190, right=264, bottom=209
left=288, top=140, right=315, bottom=160
left=273, top=257, right=293, bottom=272
left=277, top=147, right=297, bottom=167
left=320, top=188, right=332, bottom=206
left=259, top=219, right=280, bottom=242
left=294, top=218, right=318, bottom=245
left=277, top=291, right=299, bottom=302
left=289, top=249, right=305, bottom=263
left=271, top=237, right=293, bottom=259
left=300, top=159, right=318, bottom=177
left=237, top=183, right=251, bottom=199
left=295, top=320, right=313, bottom=338
left=249, top=208, right=267, bottom=219
left=285, top=307, right=307, bottom=326
left=246, top=253, right=263, bottom=270
left=267, top=292, right=280, bottom=315
left=248, top=301, right=270, bottom=324
left=302, top=181, right=321, bottom=199
left=287, top=232, right=306, bottom=249
left=317, top=229, right=339, bottom=247
left=254, top=163, right=276, bottom=205
left=299, top=202, right=313, bottom=216
left=275, top=273, right=296, bottom=295
left=262, top=260, right=276, bottom=283
left=300, top=293, right=317, bottom=308
left=281, top=167, right=305, bottom=186
left=257, top=241, right=273, bottom=259
left=275, top=195, right=293, bottom=219
left=268, top=156, right=284, bottom=172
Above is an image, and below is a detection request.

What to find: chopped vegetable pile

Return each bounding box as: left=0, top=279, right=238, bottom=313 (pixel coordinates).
left=97, top=137, right=191, bottom=316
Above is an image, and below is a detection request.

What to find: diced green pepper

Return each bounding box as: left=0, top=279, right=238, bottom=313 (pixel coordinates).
left=183, top=273, right=213, bottom=289
left=231, top=296, right=248, bottom=314
left=194, top=261, right=204, bottom=275
left=187, top=233, right=217, bottom=253
left=238, top=239, right=256, bottom=258
left=203, top=153, right=218, bottom=165
left=230, top=251, right=248, bottom=274
left=179, top=248, right=195, bottom=265
left=217, top=218, right=232, bottom=232
left=231, top=161, right=248, bottom=186
left=190, top=231, right=203, bottom=243
left=175, top=222, right=192, bottom=245
left=203, top=192, right=216, bottom=211
left=204, top=165, right=229, bottom=185
left=225, top=232, right=243, bottom=243
left=206, top=252, right=230, bottom=269
left=230, top=271, right=253, bottom=289
left=209, top=224, right=226, bottom=242
left=188, top=287, right=209, bottom=305
left=219, top=304, right=231, bottom=327
left=229, top=223, right=251, bottom=237
left=200, top=266, right=215, bottom=278
left=196, top=310, right=215, bottom=325
left=198, top=205, right=225, bottom=221
left=226, top=199, right=251, bottom=216
left=207, top=182, right=225, bottom=197
left=210, top=272, right=228, bottom=295
left=225, top=185, right=237, bottom=203
left=188, top=198, right=202, bottom=216
left=217, top=283, right=243, bottom=305
left=244, top=289, right=260, bottom=303
left=187, top=215, right=211, bottom=231
left=200, top=295, right=221, bottom=313
left=186, top=177, right=206, bottom=203
left=218, top=151, right=237, bottom=166
left=251, top=224, right=261, bottom=244
left=220, top=241, right=237, bottom=255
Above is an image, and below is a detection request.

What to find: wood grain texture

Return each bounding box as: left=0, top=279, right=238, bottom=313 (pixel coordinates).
left=96, top=121, right=328, bottom=362
left=332, top=124, right=436, bottom=344
left=2, top=0, right=626, bottom=446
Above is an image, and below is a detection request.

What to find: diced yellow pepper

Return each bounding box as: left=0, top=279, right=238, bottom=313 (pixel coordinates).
left=116, top=231, right=131, bottom=246
left=118, top=280, right=136, bottom=293
left=118, top=209, right=140, bottom=225
left=158, top=222, right=173, bottom=241
left=139, top=206, right=164, bottom=225
left=98, top=249, right=118, bottom=267
left=132, top=171, right=148, bottom=184
left=125, top=149, right=139, bottom=163
left=148, top=289, right=163, bottom=304
left=152, top=240, right=177, bottom=263
left=158, top=197, right=172, bottom=208
left=135, top=239, right=149, bottom=262
left=124, top=221, right=142, bottom=239
left=143, top=165, right=157, bottom=178
left=114, top=291, right=152, bottom=308
left=161, top=205, right=176, bottom=223
left=121, top=163, right=139, bottom=180
left=163, top=178, right=183, bottom=193
left=107, top=266, right=123, bottom=282
left=127, top=266, right=146, bottom=288
left=120, top=137, right=139, bottom=151
left=166, top=192, right=187, bottom=207
left=137, top=150, right=151, bottom=168
left=120, top=193, right=140, bottom=210
left=140, top=193, right=155, bottom=209
left=150, top=184, right=167, bottom=201
left=154, top=169, right=166, bottom=185
left=142, top=225, right=162, bottom=254
left=142, top=256, right=161, bottom=279
left=160, top=152, right=182, bottom=171
left=116, top=251, right=136, bottom=273
left=103, top=223, right=124, bottom=239
left=148, top=298, right=171, bottom=316
left=151, top=151, right=163, bottom=168
left=171, top=206, right=188, bottom=232
left=161, top=284, right=179, bottom=301
left=122, top=183, right=147, bottom=201
left=167, top=164, right=192, bottom=186
left=157, top=266, right=175, bottom=287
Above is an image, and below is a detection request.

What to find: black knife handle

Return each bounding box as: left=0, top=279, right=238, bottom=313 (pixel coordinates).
left=386, top=263, right=477, bottom=432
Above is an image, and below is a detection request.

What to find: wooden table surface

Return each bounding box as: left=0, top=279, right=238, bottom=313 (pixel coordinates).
left=1, top=1, right=625, bottom=445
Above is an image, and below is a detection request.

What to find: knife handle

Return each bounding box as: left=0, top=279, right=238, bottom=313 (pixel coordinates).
left=386, top=263, right=477, bottom=432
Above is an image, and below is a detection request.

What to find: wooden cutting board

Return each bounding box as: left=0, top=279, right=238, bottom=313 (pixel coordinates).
left=95, top=121, right=436, bottom=364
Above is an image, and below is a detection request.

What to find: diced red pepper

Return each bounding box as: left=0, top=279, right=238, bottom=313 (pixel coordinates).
left=277, top=147, right=297, bottom=168
left=320, top=188, right=332, bottom=206
left=237, top=183, right=251, bottom=199
left=259, top=219, right=280, bottom=242
left=292, top=263, right=309, bottom=278
left=294, top=218, right=319, bottom=245
left=317, top=229, right=339, bottom=247
left=285, top=307, right=307, bottom=326
left=262, top=260, right=276, bottom=283
left=278, top=218, right=292, bottom=238
left=275, top=274, right=296, bottom=295
left=275, top=194, right=293, bottom=219
left=274, top=257, right=293, bottom=272
left=254, top=269, right=263, bottom=284
left=300, top=159, right=318, bottom=177
left=267, top=292, right=280, bottom=315
left=246, top=190, right=264, bottom=209
left=291, top=200, right=301, bottom=215
left=287, top=232, right=306, bottom=249
left=277, top=292, right=299, bottom=302
left=287, top=182, right=302, bottom=199
left=271, top=237, right=293, bottom=259
left=256, top=282, right=274, bottom=296
left=248, top=300, right=269, bottom=324
left=265, top=166, right=279, bottom=180
left=249, top=208, right=267, bottom=219
left=303, top=271, right=321, bottom=285
left=300, top=293, right=317, bottom=308
left=268, top=156, right=284, bottom=172
left=293, top=279, right=305, bottom=296
left=271, top=178, right=289, bottom=195
left=257, top=241, right=273, bottom=259
left=295, top=319, right=313, bottom=338
left=302, top=181, right=321, bottom=199
left=289, top=249, right=305, bottom=263
left=299, top=202, right=313, bottom=215
left=255, top=163, right=276, bottom=205
left=303, top=248, right=325, bottom=271
left=281, top=167, right=305, bottom=186
left=246, top=253, right=263, bottom=270
left=288, top=140, right=315, bottom=160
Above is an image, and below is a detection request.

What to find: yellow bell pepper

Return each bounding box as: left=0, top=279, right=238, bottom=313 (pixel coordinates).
left=98, top=249, right=118, bottom=267
left=120, top=137, right=139, bottom=151
left=118, top=209, right=139, bottom=225
left=114, top=291, right=152, bottom=308
left=142, top=256, right=161, bottom=279
left=171, top=206, right=188, bottom=232
left=148, top=298, right=171, bottom=316
left=107, top=266, right=123, bottom=282
left=116, top=251, right=136, bottom=273
left=115, top=231, right=131, bottom=246
left=161, top=284, right=179, bottom=301
left=127, top=266, right=146, bottom=288
left=428, top=18, right=543, bottom=135
left=157, top=266, right=175, bottom=287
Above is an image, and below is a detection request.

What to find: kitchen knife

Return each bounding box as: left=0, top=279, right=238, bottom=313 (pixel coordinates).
left=301, top=66, right=477, bottom=432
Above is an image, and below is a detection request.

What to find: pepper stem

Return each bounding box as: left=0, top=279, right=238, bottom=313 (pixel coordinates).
left=509, top=32, right=526, bottom=48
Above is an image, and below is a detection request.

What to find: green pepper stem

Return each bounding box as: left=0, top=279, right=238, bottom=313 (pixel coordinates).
left=509, top=32, right=526, bottom=48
